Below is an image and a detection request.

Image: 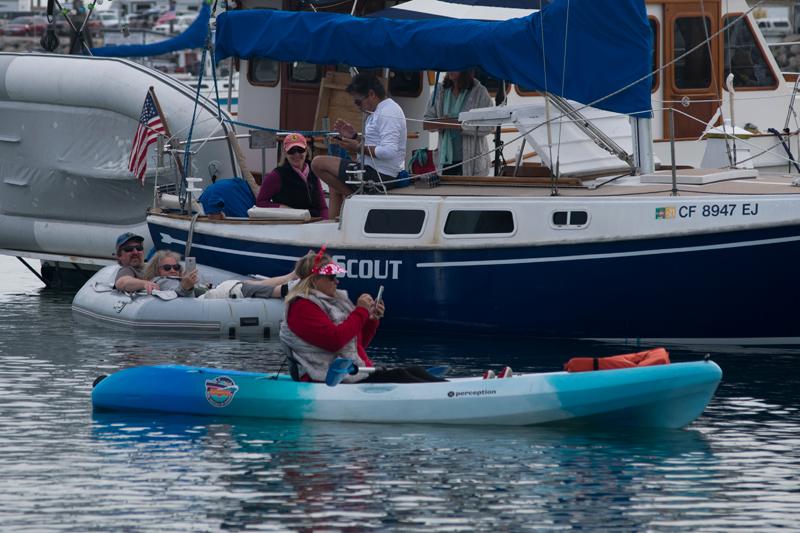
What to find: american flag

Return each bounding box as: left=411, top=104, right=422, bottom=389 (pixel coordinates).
left=128, top=90, right=166, bottom=184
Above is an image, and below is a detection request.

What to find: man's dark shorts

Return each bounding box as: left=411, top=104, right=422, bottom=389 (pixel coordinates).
left=337, top=159, right=398, bottom=192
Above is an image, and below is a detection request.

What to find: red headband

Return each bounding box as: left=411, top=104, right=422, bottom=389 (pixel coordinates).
left=311, top=244, right=327, bottom=274
left=310, top=244, right=346, bottom=276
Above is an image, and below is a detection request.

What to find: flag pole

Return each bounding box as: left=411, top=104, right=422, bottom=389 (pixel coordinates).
left=148, top=86, right=186, bottom=181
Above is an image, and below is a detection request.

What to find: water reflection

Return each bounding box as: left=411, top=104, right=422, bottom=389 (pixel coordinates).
left=1, top=267, right=800, bottom=530
left=90, top=411, right=720, bottom=531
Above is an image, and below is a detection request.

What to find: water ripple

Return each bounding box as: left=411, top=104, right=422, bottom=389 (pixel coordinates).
left=0, top=281, right=799, bottom=531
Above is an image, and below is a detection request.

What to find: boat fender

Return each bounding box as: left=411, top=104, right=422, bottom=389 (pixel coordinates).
left=564, top=347, right=670, bottom=373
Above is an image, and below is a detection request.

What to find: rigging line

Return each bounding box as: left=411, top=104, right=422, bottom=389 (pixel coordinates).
left=538, top=3, right=554, bottom=176
left=700, top=0, right=735, bottom=166
left=554, top=0, right=571, bottom=184
left=550, top=1, right=768, bottom=131
left=209, top=0, right=224, bottom=121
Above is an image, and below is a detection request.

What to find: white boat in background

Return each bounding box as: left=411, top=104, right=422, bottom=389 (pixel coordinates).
left=755, top=17, right=792, bottom=43
left=171, top=70, right=239, bottom=115
left=0, top=52, right=239, bottom=285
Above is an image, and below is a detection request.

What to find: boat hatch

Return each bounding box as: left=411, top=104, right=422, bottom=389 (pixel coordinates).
left=551, top=210, right=590, bottom=229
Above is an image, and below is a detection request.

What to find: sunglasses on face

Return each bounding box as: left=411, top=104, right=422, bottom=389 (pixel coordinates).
left=121, top=245, right=144, bottom=253
left=287, top=147, right=306, bottom=155
left=159, top=264, right=181, bottom=272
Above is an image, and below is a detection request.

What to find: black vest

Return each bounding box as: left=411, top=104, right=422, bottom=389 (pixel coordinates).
left=270, top=162, right=324, bottom=217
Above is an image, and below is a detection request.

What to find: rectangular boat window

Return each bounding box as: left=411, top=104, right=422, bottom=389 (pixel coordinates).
left=552, top=211, right=569, bottom=226
left=248, top=57, right=279, bottom=86
left=289, top=61, right=322, bottom=84
left=388, top=70, right=422, bottom=98
left=444, top=210, right=514, bottom=235
left=723, top=15, right=778, bottom=90
left=475, top=67, right=504, bottom=97
left=650, top=17, right=660, bottom=92
left=365, top=209, right=426, bottom=235
left=569, top=211, right=588, bottom=226
left=674, top=17, right=712, bottom=89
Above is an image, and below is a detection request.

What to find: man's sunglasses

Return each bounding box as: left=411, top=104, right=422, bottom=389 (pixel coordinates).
left=287, top=147, right=306, bottom=155
left=159, top=264, right=182, bottom=272
left=121, top=245, right=144, bottom=253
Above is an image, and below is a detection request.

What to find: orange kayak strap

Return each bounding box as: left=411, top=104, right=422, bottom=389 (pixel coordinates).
left=564, top=347, right=670, bottom=372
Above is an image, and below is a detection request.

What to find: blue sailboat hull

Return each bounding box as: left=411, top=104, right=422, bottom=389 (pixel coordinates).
left=149, top=219, right=800, bottom=341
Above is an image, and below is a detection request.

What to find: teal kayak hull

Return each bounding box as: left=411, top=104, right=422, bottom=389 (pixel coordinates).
left=92, top=361, right=722, bottom=428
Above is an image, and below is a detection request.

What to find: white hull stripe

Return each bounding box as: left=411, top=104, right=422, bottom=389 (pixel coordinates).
left=159, top=233, right=300, bottom=262
left=158, top=231, right=800, bottom=269
left=415, top=235, right=800, bottom=268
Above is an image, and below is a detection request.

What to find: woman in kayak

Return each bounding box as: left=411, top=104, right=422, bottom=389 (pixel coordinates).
left=280, top=248, right=445, bottom=383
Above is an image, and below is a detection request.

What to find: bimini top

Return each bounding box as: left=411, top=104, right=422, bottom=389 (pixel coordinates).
left=214, top=0, right=652, bottom=116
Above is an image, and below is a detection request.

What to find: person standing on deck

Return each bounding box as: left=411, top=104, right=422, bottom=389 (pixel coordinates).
left=113, top=232, right=158, bottom=294
left=423, top=70, right=494, bottom=176
left=311, top=73, right=407, bottom=219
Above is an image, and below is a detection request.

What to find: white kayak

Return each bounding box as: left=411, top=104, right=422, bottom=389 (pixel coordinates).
left=92, top=360, right=722, bottom=428
left=72, top=265, right=284, bottom=338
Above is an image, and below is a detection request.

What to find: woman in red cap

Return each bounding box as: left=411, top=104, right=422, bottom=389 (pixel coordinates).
left=280, top=248, right=444, bottom=384
left=255, top=132, right=329, bottom=219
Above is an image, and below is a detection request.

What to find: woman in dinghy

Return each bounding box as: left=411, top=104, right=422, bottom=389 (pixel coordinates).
left=143, top=250, right=297, bottom=299
left=280, top=249, right=445, bottom=384
left=142, top=250, right=206, bottom=297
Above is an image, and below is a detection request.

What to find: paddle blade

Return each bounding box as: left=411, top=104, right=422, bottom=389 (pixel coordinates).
left=426, top=365, right=450, bottom=378
left=326, top=357, right=355, bottom=387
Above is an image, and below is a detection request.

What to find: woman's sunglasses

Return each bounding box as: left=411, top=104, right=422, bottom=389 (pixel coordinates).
left=287, top=147, right=306, bottom=155
left=159, top=264, right=182, bottom=272
left=121, top=245, right=144, bottom=253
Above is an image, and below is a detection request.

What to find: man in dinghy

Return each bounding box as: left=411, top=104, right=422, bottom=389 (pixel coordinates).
left=280, top=248, right=444, bottom=383
left=113, top=232, right=159, bottom=294
left=311, top=73, right=407, bottom=219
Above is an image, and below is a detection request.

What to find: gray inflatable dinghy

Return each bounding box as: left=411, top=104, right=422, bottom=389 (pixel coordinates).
left=72, top=265, right=284, bottom=338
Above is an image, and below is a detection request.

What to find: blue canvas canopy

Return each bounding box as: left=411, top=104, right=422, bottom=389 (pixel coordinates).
left=215, top=0, right=652, bottom=116
left=92, top=2, right=210, bottom=58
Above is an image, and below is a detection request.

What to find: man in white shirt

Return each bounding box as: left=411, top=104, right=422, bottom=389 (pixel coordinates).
left=311, top=73, right=407, bottom=219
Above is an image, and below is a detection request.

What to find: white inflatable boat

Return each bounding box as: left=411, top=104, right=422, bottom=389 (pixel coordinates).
left=72, top=265, right=284, bottom=338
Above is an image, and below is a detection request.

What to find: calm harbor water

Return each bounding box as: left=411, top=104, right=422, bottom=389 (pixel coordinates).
left=0, top=256, right=798, bottom=531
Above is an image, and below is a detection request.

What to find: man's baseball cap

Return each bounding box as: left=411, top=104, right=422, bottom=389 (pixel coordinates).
left=115, top=232, right=144, bottom=250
